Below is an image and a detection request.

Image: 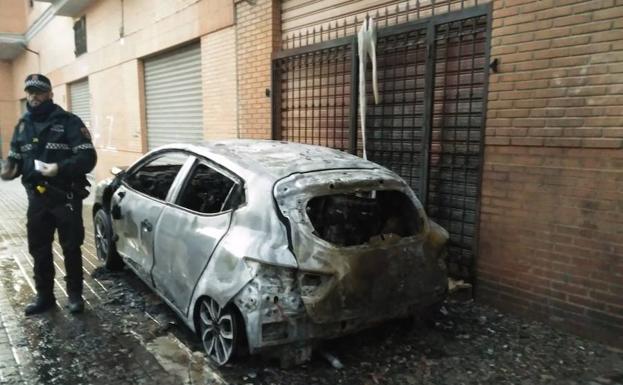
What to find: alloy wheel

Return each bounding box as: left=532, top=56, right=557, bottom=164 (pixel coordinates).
left=94, top=215, right=109, bottom=257
left=199, top=297, right=237, bottom=365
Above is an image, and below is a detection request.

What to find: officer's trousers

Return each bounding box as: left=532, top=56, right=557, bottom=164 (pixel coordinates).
left=26, top=194, right=84, bottom=299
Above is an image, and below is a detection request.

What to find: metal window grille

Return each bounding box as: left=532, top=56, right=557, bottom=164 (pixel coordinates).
left=74, top=16, right=87, bottom=56
left=273, top=4, right=491, bottom=280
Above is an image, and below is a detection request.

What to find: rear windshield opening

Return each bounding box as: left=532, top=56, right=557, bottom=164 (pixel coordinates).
left=305, top=190, right=423, bottom=247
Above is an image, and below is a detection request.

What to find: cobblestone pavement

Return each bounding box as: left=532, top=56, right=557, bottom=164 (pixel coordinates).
left=0, top=178, right=621, bottom=385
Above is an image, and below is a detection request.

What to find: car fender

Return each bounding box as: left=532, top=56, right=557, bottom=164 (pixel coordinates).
left=187, top=183, right=298, bottom=333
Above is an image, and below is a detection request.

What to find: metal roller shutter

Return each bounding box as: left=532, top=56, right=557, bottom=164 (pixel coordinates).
left=68, top=78, right=94, bottom=186
left=281, top=0, right=381, bottom=43
left=144, top=43, right=203, bottom=150
left=69, top=79, right=91, bottom=127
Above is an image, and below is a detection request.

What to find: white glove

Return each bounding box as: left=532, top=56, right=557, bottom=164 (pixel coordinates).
left=40, top=162, right=59, bottom=177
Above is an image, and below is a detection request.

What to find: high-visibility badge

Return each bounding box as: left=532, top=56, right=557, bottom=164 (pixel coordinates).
left=36, top=185, right=46, bottom=194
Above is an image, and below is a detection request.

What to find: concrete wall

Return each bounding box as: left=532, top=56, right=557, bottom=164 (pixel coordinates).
left=0, top=0, right=27, bottom=34
left=478, top=0, right=623, bottom=346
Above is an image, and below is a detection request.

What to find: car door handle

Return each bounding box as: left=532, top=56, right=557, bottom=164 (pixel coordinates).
left=117, top=191, right=126, bottom=201
left=141, top=219, right=153, bottom=232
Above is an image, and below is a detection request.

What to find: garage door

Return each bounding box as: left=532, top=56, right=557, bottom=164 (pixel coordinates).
left=144, top=43, right=203, bottom=150
left=69, top=79, right=91, bottom=127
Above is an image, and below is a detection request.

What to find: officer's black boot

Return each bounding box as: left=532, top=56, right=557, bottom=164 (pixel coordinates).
left=66, top=276, right=84, bottom=314
left=24, top=293, right=56, bottom=316
left=67, top=292, right=84, bottom=314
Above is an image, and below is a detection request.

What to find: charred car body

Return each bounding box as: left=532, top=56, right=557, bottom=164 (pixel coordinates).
left=93, top=140, right=448, bottom=366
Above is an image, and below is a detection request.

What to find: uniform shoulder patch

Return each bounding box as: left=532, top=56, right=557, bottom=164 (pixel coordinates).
left=80, top=126, right=92, bottom=140
left=18, top=122, right=25, bottom=134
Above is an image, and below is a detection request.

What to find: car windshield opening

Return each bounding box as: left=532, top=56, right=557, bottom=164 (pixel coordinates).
left=305, top=190, right=423, bottom=247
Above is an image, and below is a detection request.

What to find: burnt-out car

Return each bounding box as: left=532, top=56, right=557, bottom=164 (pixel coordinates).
left=93, top=140, right=448, bottom=366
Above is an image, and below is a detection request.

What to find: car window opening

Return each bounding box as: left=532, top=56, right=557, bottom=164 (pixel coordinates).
left=178, top=163, right=238, bottom=214
left=306, top=190, right=422, bottom=247
left=127, top=164, right=182, bottom=200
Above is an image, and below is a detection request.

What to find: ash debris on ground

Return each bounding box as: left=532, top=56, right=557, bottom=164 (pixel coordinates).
left=1, top=264, right=620, bottom=385
left=214, top=298, right=622, bottom=385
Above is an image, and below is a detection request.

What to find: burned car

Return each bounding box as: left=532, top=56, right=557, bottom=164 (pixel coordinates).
left=93, top=140, right=448, bottom=366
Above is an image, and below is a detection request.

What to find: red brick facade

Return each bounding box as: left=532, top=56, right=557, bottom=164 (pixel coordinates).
left=234, top=0, right=622, bottom=346
left=235, top=0, right=280, bottom=139
left=478, top=0, right=623, bottom=346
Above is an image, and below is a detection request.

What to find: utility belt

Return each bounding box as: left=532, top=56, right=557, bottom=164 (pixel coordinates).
left=30, top=181, right=90, bottom=201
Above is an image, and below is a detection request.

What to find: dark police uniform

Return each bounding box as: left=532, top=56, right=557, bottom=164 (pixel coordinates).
left=7, top=103, right=97, bottom=310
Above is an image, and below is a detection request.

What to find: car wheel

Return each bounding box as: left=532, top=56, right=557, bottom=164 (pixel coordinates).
left=198, top=297, right=238, bottom=366
left=94, top=209, right=123, bottom=271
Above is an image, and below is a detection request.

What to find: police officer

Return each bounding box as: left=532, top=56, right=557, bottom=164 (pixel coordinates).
left=0, top=74, right=96, bottom=315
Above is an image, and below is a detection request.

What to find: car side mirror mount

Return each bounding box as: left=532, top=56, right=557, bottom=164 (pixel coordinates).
left=111, top=166, right=125, bottom=176
left=111, top=204, right=122, bottom=220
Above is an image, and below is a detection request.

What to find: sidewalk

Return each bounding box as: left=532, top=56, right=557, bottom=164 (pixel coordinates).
left=0, top=180, right=34, bottom=385
left=0, top=179, right=194, bottom=385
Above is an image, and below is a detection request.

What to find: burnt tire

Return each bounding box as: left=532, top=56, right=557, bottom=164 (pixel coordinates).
left=198, top=297, right=239, bottom=366
left=94, top=209, right=123, bottom=271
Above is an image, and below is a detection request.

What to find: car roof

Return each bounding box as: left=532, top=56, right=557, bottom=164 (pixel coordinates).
left=175, top=140, right=381, bottom=180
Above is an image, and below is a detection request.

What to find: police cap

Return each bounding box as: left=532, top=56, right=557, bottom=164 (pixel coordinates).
left=24, top=74, right=52, bottom=92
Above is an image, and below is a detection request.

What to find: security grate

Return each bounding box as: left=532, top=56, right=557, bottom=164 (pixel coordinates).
left=274, top=43, right=354, bottom=152
left=273, top=5, right=490, bottom=280
left=427, top=15, right=487, bottom=278
left=366, top=27, right=429, bottom=197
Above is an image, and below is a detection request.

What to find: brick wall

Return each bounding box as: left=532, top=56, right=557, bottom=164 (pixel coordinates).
left=236, top=0, right=280, bottom=139
left=202, top=26, right=238, bottom=140
left=478, top=0, right=623, bottom=346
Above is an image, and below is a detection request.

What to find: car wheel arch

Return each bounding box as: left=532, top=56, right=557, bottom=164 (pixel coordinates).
left=94, top=208, right=124, bottom=270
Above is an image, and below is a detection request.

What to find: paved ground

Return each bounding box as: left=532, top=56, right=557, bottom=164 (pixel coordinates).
left=0, top=178, right=621, bottom=385
left=0, top=180, right=201, bottom=385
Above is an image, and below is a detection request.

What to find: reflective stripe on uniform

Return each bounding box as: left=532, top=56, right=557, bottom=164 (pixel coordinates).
left=45, top=143, right=71, bottom=150
left=72, top=143, right=94, bottom=152
left=8, top=150, right=22, bottom=159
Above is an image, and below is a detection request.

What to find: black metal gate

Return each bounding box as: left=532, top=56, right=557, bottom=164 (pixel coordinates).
left=272, top=4, right=491, bottom=280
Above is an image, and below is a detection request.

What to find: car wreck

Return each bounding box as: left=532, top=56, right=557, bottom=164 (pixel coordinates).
left=93, top=140, right=449, bottom=366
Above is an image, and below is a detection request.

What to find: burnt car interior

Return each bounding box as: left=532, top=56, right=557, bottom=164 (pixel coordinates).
left=177, top=163, right=241, bottom=214
left=306, top=190, right=423, bottom=246
left=125, top=164, right=182, bottom=200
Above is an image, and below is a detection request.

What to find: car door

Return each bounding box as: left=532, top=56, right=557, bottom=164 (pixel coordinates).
left=112, top=151, right=192, bottom=284
left=151, top=159, right=243, bottom=314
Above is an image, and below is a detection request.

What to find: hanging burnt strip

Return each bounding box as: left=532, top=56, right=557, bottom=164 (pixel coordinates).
left=273, top=4, right=491, bottom=281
